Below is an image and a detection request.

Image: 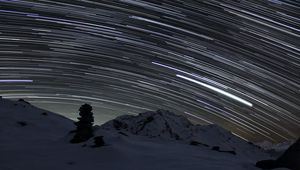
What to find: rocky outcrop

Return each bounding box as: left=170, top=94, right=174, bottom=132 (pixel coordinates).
left=256, top=137, right=300, bottom=170
left=276, top=137, right=300, bottom=170
left=101, top=109, right=193, bottom=140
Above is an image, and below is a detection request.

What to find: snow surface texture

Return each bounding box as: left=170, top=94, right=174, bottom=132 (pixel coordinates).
left=0, top=98, right=290, bottom=170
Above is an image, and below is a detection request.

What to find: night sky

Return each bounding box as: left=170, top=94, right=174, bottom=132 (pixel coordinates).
left=0, top=0, right=299, bottom=142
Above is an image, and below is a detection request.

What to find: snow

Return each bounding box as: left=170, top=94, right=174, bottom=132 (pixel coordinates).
left=0, top=98, right=290, bottom=170
left=0, top=98, right=74, bottom=143
left=255, top=140, right=295, bottom=158
left=101, top=109, right=268, bottom=159
left=255, top=140, right=294, bottom=152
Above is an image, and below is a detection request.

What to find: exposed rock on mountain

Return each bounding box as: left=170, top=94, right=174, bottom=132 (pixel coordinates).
left=276, top=138, right=300, bottom=169
left=100, top=109, right=266, bottom=158
left=256, top=138, right=300, bottom=170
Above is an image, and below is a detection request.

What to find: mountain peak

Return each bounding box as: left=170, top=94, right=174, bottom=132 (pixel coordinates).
left=101, top=109, right=193, bottom=140
left=100, top=109, right=269, bottom=158
left=1, top=100, right=273, bottom=170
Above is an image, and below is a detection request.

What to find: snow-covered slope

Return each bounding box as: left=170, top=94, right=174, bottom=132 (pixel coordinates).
left=101, top=109, right=267, bottom=158
left=255, top=140, right=294, bottom=158
left=0, top=97, right=74, bottom=143
left=256, top=140, right=293, bottom=151
left=0, top=98, right=288, bottom=170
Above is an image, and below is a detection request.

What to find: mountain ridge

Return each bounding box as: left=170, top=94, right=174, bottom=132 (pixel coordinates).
left=0, top=98, right=290, bottom=170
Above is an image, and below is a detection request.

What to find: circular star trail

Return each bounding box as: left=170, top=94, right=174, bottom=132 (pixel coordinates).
left=0, top=0, right=299, bottom=142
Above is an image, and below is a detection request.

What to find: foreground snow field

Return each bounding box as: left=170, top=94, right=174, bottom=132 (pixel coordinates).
left=0, top=98, right=290, bottom=170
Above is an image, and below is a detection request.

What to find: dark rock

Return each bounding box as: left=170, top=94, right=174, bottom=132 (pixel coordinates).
left=113, top=120, right=128, bottom=130
left=92, top=136, right=105, bottom=148
left=190, top=141, right=199, bottom=146
left=256, top=137, right=300, bottom=170
left=135, top=116, right=154, bottom=134
left=276, top=138, right=300, bottom=170
left=174, top=134, right=180, bottom=140
left=212, top=146, right=220, bottom=151
left=101, top=109, right=193, bottom=140
left=67, top=161, right=75, bottom=165
left=118, top=132, right=128, bottom=136
left=190, top=140, right=209, bottom=147
left=225, top=150, right=236, bottom=155
left=18, top=99, right=30, bottom=105
left=17, top=121, right=27, bottom=127
left=256, top=160, right=279, bottom=169
left=211, top=146, right=236, bottom=155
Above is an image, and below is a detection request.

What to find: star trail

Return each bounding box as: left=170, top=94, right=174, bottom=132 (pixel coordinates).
left=0, top=0, right=299, bottom=142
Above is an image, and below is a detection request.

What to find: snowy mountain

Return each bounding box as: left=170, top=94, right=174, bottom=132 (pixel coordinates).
left=255, top=140, right=294, bottom=158
left=0, top=98, right=290, bottom=170
left=256, top=140, right=293, bottom=152
left=101, top=109, right=267, bottom=158
left=256, top=139, right=299, bottom=170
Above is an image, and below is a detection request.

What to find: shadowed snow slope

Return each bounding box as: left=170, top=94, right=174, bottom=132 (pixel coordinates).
left=0, top=99, right=289, bottom=170
left=0, top=98, right=74, bottom=143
